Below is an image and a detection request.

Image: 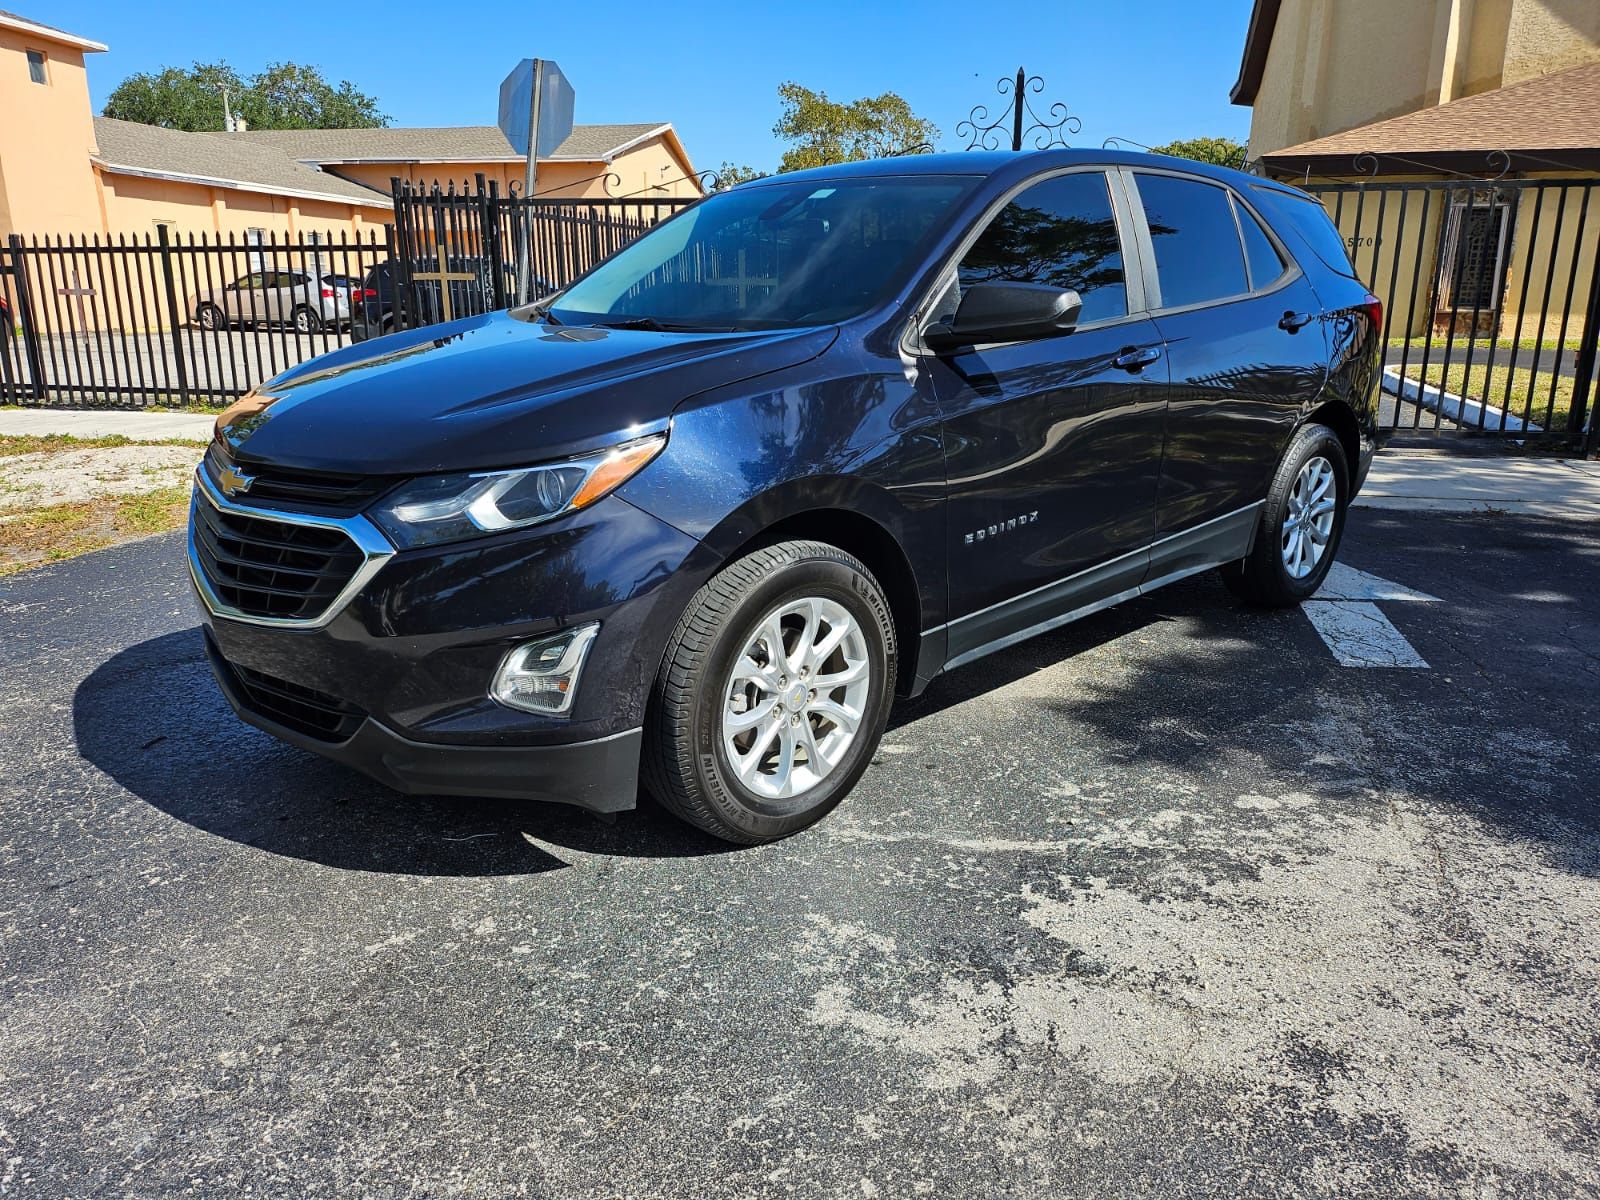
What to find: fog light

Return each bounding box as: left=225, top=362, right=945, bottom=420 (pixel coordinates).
left=491, top=623, right=599, bottom=716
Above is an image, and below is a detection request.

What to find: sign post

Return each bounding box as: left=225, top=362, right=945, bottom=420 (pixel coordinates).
left=497, top=58, right=576, bottom=304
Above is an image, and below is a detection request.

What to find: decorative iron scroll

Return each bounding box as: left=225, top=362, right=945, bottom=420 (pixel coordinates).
left=958, top=68, right=1081, bottom=152
left=1351, top=149, right=1513, bottom=181
left=507, top=171, right=623, bottom=199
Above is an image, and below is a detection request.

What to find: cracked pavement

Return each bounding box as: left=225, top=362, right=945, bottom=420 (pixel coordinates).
left=2, top=507, right=1598, bottom=1198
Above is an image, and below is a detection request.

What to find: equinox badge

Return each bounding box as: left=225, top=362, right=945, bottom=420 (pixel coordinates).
left=965, top=511, right=1039, bottom=545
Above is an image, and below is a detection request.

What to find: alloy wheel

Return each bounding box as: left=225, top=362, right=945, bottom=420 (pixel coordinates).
left=721, top=595, right=871, bottom=802
left=1282, top=455, right=1337, bottom=579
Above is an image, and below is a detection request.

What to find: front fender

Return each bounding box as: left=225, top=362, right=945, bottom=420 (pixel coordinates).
left=616, top=351, right=948, bottom=631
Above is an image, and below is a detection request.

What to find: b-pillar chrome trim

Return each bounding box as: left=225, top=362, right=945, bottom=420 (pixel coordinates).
left=187, top=466, right=396, bottom=630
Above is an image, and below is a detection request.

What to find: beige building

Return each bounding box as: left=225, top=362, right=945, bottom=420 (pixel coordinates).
left=0, top=9, right=701, bottom=243
left=1231, top=0, right=1600, bottom=340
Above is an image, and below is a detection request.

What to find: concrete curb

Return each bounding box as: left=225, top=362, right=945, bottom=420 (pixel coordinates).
left=1381, top=366, right=1540, bottom=434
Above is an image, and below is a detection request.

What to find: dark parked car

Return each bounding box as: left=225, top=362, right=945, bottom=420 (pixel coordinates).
left=191, top=151, right=1380, bottom=844
left=350, top=257, right=532, bottom=341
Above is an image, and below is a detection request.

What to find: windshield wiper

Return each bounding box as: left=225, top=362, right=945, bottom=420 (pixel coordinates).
left=587, top=316, right=731, bottom=333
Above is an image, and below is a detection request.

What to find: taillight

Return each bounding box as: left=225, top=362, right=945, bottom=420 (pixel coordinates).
left=320, top=286, right=335, bottom=299
left=1361, top=292, right=1383, bottom=333
left=362, top=288, right=377, bottom=299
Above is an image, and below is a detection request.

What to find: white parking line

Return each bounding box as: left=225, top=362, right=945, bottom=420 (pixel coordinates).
left=1304, top=564, right=1440, bottom=668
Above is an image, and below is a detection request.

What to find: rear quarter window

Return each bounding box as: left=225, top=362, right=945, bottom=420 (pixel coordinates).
left=1252, top=187, right=1359, bottom=279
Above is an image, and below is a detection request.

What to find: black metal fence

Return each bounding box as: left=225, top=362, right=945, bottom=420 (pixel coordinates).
left=0, top=182, right=696, bottom=408
left=0, top=229, right=390, bottom=406
left=1303, top=176, right=1600, bottom=452
left=387, top=176, right=696, bottom=321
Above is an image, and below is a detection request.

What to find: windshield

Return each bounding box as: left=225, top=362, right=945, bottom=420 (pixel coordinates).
left=545, top=176, right=978, bottom=331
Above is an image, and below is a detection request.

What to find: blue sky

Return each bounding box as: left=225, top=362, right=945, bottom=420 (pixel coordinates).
left=50, top=0, right=1254, bottom=173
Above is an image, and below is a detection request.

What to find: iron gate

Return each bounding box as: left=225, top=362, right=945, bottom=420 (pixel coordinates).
left=387, top=176, right=696, bottom=328
left=1302, top=176, right=1600, bottom=452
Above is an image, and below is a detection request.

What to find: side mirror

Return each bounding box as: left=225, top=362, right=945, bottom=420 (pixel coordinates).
left=923, top=282, right=1082, bottom=354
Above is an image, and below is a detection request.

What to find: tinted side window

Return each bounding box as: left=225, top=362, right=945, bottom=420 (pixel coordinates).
left=1235, top=199, right=1286, bottom=289
left=1137, top=174, right=1248, bottom=308
left=958, top=172, right=1127, bottom=325
left=1252, top=186, right=1359, bottom=279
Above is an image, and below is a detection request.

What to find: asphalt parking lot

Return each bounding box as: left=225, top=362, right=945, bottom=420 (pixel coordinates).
left=3, top=506, right=1598, bottom=1198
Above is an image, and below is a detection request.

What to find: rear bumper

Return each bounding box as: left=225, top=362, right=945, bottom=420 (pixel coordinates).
left=204, top=630, right=644, bottom=811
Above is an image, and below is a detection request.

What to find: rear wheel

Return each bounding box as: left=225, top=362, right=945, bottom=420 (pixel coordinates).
left=195, top=303, right=225, bottom=332
left=643, top=540, right=896, bottom=844
left=292, top=306, right=323, bottom=334
left=1222, top=423, right=1348, bottom=606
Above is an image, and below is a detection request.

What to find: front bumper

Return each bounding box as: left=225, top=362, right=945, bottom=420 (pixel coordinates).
left=190, top=474, right=711, bottom=813
left=203, top=630, right=642, bottom=809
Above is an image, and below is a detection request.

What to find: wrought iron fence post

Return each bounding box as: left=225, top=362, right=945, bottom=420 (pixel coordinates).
left=155, top=225, right=192, bottom=406
left=5, top=234, right=47, bottom=401
left=478, top=174, right=507, bottom=310
left=389, top=178, right=416, bottom=331
left=1010, top=67, right=1025, bottom=151
left=1569, top=242, right=1600, bottom=455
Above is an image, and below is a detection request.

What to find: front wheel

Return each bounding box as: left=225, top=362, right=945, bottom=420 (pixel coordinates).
left=195, top=303, right=225, bottom=332
left=643, top=540, right=897, bottom=844
left=1222, top=423, right=1349, bottom=607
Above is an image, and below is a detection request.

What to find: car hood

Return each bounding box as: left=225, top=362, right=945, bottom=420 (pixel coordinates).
left=214, top=311, right=837, bottom=475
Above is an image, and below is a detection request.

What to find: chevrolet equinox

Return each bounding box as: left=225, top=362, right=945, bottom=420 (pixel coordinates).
left=191, top=150, right=1381, bottom=844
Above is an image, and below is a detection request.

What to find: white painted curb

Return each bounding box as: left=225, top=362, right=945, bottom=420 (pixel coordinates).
left=1381, top=366, right=1541, bottom=434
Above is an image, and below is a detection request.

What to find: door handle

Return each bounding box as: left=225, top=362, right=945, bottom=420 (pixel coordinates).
left=1279, top=310, right=1316, bottom=333
left=1111, top=345, right=1162, bottom=372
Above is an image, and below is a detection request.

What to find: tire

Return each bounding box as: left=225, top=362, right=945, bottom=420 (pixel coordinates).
left=1222, top=422, right=1349, bottom=607
left=292, top=306, right=323, bottom=334
left=643, top=540, right=897, bottom=844
left=195, top=303, right=225, bottom=332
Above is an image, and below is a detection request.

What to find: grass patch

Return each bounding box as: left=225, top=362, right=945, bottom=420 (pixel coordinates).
left=0, top=433, right=207, bottom=457
left=1411, top=360, right=1580, bottom=431
left=0, top=484, right=189, bottom=576
left=1387, top=335, right=1581, bottom=354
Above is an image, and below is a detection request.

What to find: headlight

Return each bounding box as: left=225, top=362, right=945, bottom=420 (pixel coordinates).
left=369, top=433, right=666, bottom=548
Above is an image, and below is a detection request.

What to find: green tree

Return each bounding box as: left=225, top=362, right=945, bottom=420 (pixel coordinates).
left=103, top=61, right=387, bottom=131
left=1150, top=136, right=1248, bottom=169
left=772, top=83, right=937, bottom=173
left=711, top=162, right=766, bottom=191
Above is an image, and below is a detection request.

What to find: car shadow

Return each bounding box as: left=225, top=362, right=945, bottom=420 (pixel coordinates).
left=72, top=628, right=733, bottom=877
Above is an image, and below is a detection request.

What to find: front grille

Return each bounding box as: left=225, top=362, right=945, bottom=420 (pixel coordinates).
left=227, top=658, right=366, bottom=742
left=192, top=495, right=365, bottom=621
left=204, top=444, right=393, bottom=514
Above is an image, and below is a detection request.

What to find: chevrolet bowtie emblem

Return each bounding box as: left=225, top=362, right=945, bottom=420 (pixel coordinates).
left=216, top=464, right=255, bottom=497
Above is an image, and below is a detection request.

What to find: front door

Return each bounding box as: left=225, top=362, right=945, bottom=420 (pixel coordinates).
left=922, top=169, right=1169, bottom=667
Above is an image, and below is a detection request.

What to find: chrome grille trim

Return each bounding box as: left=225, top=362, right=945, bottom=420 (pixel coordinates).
left=187, top=467, right=395, bottom=630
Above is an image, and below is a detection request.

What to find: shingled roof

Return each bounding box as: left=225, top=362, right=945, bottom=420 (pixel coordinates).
left=1259, top=61, right=1600, bottom=176
left=93, top=118, right=392, bottom=208
left=227, top=123, right=673, bottom=164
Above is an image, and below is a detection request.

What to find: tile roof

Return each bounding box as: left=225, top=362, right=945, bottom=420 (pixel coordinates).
left=1261, top=61, right=1600, bottom=167
left=92, top=118, right=392, bottom=208
left=227, top=123, right=671, bottom=163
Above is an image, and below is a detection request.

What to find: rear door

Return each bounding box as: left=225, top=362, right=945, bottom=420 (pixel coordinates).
left=922, top=168, right=1169, bottom=666
left=1124, top=169, right=1330, bottom=573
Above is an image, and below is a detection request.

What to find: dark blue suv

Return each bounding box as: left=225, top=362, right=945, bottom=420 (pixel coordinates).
left=191, top=151, right=1381, bottom=844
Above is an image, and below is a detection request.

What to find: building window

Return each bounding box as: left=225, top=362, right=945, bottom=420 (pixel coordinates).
left=27, top=50, right=48, bottom=85
left=1439, top=193, right=1512, bottom=313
